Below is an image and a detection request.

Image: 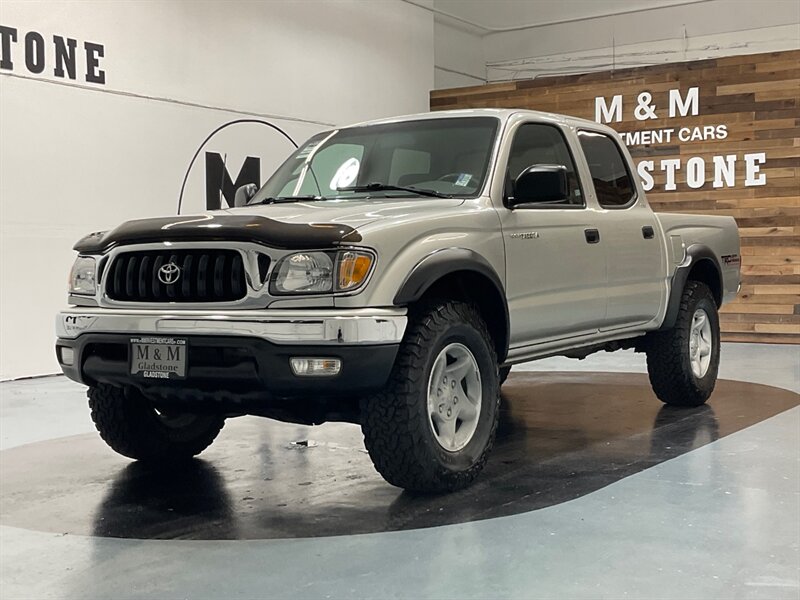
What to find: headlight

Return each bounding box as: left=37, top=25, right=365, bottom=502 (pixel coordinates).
left=69, top=256, right=97, bottom=295
left=270, top=250, right=374, bottom=295
left=272, top=252, right=334, bottom=294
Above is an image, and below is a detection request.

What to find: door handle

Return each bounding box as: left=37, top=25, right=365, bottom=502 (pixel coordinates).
left=642, top=226, right=655, bottom=240
left=584, top=228, right=600, bottom=244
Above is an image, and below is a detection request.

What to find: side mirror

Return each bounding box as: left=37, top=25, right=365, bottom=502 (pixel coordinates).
left=234, top=183, right=258, bottom=207
left=508, top=165, right=568, bottom=207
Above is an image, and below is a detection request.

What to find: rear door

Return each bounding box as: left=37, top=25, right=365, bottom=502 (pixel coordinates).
left=576, top=130, right=666, bottom=329
left=497, top=119, right=608, bottom=346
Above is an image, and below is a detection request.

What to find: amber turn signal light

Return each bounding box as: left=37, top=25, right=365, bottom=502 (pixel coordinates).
left=337, top=251, right=373, bottom=291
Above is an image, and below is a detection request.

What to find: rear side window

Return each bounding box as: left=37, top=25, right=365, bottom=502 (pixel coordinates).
left=578, top=131, right=636, bottom=208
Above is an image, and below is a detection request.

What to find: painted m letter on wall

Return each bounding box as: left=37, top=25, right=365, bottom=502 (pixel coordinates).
left=205, top=153, right=261, bottom=210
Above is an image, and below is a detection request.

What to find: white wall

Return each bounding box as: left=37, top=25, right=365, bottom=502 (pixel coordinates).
left=433, top=0, right=800, bottom=87
left=434, top=21, right=485, bottom=88
left=0, top=0, right=434, bottom=379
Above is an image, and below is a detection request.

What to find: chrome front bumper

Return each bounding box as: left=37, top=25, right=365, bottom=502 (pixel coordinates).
left=56, top=307, right=408, bottom=345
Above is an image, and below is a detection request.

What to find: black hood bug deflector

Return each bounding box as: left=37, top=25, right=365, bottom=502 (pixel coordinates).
left=73, top=214, right=363, bottom=253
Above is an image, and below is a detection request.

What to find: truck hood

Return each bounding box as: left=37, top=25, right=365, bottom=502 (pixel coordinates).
left=220, top=197, right=465, bottom=227
left=74, top=198, right=465, bottom=253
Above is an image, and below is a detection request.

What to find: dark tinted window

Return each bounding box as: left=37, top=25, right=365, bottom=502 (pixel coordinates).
left=578, top=131, right=636, bottom=207
left=506, top=124, right=583, bottom=206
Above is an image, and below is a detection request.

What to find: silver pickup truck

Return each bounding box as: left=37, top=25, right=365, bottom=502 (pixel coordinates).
left=56, top=109, right=741, bottom=492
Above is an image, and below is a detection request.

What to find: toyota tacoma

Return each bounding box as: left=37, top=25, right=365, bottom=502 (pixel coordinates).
left=56, top=109, right=741, bottom=492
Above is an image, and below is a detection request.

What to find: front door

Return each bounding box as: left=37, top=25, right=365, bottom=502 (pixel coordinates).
left=498, top=122, right=608, bottom=348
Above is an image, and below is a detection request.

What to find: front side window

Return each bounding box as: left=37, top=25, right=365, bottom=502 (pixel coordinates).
left=578, top=131, right=636, bottom=208
left=251, top=117, right=499, bottom=202
left=505, top=123, right=584, bottom=206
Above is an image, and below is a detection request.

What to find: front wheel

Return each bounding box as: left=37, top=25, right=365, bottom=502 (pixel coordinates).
left=88, top=384, right=225, bottom=462
left=645, top=281, right=721, bottom=407
left=360, top=300, right=500, bottom=492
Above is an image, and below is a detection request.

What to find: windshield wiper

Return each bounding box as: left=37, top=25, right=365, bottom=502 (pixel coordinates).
left=250, top=195, right=327, bottom=205
left=337, top=183, right=453, bottom=198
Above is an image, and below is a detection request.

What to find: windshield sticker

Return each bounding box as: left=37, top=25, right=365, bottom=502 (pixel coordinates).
left=454, top=173, right=472, bottom=187
left=296, top=142, right=320, bottom=160
left=330, top=157, right=361, bottom=190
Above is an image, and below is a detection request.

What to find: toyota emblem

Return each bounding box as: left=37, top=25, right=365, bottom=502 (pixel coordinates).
left=158, top=262, right=181, bottom=285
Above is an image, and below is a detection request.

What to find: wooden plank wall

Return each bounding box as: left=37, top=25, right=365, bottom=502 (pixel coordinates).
left=431, top=49, right=800, bottom=344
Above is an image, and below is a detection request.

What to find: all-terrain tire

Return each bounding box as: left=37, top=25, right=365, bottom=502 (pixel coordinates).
left=88, top=384, right=225, bottom=462
left=645, top=281, right=721, bottom=407
left=361, top=300, right=500, bottom=492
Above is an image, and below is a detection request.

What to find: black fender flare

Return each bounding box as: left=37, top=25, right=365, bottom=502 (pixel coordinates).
left=393, top=248, right=510, bottom=360
left=661, top=244, right=722, bottom=330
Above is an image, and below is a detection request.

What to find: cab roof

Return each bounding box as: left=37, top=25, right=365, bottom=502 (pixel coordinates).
left=348, top=108, right=611, bottom=134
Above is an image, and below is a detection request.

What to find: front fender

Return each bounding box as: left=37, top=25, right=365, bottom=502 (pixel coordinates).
left=394, top=248, right=504, bottom=305
left=393, top=247, right=510, bottom=361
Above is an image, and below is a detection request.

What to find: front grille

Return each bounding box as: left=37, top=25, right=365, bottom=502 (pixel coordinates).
left=105, top=250, right=250, bottom=303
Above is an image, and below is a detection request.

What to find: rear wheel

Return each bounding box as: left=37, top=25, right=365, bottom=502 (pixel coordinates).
left=499, top=366, right=511, bottom=385
left=645, top=281, right=721, bottom=407
left=361, top=300, right=500, bottom=492
left=88, top=384, right=225, bottom=462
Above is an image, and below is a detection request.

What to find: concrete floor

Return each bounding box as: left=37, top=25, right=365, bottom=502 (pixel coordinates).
left=1, top=342, right=798, bottom=599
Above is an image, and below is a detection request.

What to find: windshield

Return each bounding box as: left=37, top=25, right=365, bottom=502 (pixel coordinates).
left=250, top=117, right=499, bottom=203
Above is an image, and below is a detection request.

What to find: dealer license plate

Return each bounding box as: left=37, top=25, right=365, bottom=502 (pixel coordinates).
left=130, top=337, right=187, bottom=380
